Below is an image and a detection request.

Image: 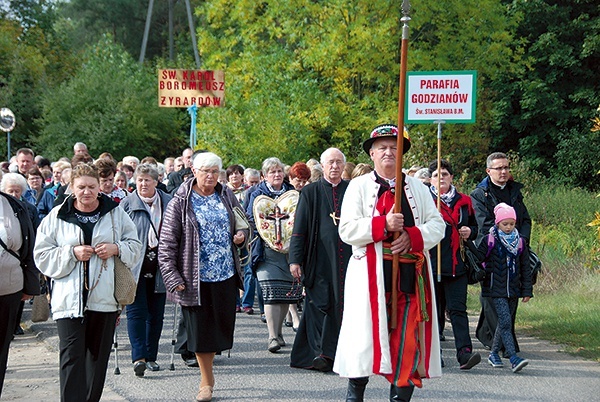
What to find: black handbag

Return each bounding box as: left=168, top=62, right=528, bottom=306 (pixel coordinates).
left=529, top=249, right=542, bottom=285
left=462, top=240, right=486, bottom=284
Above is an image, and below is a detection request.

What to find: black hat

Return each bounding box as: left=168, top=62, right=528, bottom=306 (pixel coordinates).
left=362, top=124, right=411, bottom=155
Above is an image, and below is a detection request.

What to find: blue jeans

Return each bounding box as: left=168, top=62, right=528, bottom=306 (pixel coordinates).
left=241, top=263, right=256, bottom=309
left=126, top=276, right=167, bottom=362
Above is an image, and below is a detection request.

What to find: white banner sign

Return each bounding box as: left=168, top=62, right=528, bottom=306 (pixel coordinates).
left=406, top=70, right=477, bottom=124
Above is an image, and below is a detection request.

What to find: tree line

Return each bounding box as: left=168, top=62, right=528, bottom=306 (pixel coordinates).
left=0, top=0, right=598, bottom=189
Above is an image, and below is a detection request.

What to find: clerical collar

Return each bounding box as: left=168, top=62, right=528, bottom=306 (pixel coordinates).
left=490, top=180, right=507, bottom=190
left=323, top=177, right=341, bottom=187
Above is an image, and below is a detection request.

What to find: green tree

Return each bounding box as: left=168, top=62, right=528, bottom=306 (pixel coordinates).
left=35, top=35, right=187, bottom=161
left=190, top=0, right=518, bottom=169
left=407, top=0, right=520, bottom=175
left=0, top=18, right=49, bottom=156
left=0, top=1, right=81, bottom=158
left=59, top=0, right=204, bottom=63
left=491, top=0, right=600, bottom=189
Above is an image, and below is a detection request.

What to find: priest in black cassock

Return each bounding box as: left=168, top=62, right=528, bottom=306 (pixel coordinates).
left=289, top=148, right=352, bottom=372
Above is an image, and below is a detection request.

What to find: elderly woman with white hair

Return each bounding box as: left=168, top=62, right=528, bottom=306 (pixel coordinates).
left=246, top=157, right=301, bottom=353
left=1, top=173, right=40, bottom=228
left=159, top=152, right=248, bottom=402
left=0, top=172, right=41, bottom=338
left=0, top=178, right=39, bottom=397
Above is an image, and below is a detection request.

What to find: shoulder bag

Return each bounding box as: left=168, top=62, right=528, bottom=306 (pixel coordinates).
left=111, top=210, right=137, bottom=306
left=529, top=248, right=542, bottom=285
left=232, top=206, right=250, bottom=232
left=31, top=295, right=50, bottom=322
left=461, top=239, right=486, bottom=284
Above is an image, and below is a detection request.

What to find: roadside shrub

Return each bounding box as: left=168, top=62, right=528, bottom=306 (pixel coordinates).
left=527, top=185, right=598, bottom=261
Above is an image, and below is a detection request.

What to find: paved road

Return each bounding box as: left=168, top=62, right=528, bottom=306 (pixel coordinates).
left=4, top=301, right=600, bottom=401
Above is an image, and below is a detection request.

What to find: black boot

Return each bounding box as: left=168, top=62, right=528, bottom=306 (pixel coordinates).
left=346, top=377, right=369, bottom=402
left=390, top=384, right=414, bottom=401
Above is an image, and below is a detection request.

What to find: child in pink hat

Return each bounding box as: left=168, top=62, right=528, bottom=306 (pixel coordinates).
left=479, top=202, right=533, bottom=373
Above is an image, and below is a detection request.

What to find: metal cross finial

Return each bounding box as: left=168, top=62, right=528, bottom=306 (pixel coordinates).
left=402, top=0, right=411, bottom=17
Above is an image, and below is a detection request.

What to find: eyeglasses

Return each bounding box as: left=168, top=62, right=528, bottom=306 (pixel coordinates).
left=488, top=166, right=510, bottom=172
left=198, top=168, right=220, bottom=175
left=323, top=159, right=345, bottom=166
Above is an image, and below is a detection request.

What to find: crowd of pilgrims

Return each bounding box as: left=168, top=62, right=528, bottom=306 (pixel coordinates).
left=0, top=143, right=379, bottom=401
left=0, top=140, right=532, bottom=402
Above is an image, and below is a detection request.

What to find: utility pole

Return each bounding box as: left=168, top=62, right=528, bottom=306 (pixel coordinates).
left=139, top=0, right=201, bottom=68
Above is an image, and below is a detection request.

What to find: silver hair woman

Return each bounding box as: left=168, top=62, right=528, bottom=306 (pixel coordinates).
left=246, top=157, right=301, bottom=353
left=0, top=173, right=27, bottom=199
left=159, top=152, right=248, bottom=402
left=0, top=179, right=39, bottom=397
left=1, top=173, right=40, bottom=228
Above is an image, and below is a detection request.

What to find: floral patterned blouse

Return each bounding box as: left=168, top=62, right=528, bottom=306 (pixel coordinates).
left=191, top=191, right=235, bottom=282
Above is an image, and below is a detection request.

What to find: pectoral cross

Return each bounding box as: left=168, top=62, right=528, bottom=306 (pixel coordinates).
left=266, top=206, right=290, bottom=247
left=330, top=212, right=340, bottom=226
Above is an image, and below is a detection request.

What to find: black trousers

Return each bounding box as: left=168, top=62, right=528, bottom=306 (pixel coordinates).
left=56, top=311, right=118, bottom=402
left=435, top=273, right=472, bottom=355
left=0, top=291, right=22, bottom=397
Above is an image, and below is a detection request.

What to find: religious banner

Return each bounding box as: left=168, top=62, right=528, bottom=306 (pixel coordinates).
left=252, top=191, right=300, bottom=254
left=405, top=70, right=477, bottom=124
left=158, top=69, right=225, bottom=108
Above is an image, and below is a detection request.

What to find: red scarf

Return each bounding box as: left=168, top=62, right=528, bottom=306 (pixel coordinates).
left=438, top=194, right=473, bottom=274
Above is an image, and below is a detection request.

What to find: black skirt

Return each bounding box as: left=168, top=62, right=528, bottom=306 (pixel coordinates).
left=181, top=275, right=237, bottom=353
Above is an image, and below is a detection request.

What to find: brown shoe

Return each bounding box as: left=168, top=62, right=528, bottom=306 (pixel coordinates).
left=196, top=385, right=213, bottom=401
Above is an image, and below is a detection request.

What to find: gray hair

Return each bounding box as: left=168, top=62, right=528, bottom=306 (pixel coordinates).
left=486, top=152, right=508, bottom=168
left=310, top=164, right=323, bottom=182
left=261, top=157, right=285, bottom=177
left=193, top=152, right=222, bottom=170
left=320, top=148, right=346, bottom=164
left=156, top=162, right=166, bottom=176
left=244, top=168, right=260, bottom=180
left=134, top=163, right=159, bottom=182
left=123, top=156, right=140, bottom=166
left=73, top=142, right=88, bottom=151
left=1, top=172, right=28, bottom=193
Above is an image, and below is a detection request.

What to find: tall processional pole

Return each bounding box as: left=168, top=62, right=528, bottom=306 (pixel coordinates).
left=391, top=0, right=411, bottom=329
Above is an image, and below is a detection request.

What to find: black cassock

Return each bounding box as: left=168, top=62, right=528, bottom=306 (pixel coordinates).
left=289, top=178, right=352, bottom=369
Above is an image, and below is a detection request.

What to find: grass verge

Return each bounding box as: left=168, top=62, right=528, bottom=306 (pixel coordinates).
left=466, top=256, right=600, bottom=363
left=516, top=270, right=600, bottom=362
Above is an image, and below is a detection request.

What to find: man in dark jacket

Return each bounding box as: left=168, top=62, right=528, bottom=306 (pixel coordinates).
left=165, top=148, right=194, bottom=194
left=470, top=152, right=532, bottom=354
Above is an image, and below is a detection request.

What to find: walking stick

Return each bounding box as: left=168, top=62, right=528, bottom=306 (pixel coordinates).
left=113, top=318, right=121, bottom=375
left=169, top=302, right=180, bottom=371
left=391, top=0, right=411, bottom=330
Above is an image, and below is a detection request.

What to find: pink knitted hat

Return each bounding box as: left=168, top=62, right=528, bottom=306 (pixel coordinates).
left=494, top=202, right=517, bottom=224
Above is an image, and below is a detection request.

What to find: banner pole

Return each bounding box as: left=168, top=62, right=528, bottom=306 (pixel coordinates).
left=434, top=120, right=444, bottom=282
left=391, top=0, right=411, bottom=330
